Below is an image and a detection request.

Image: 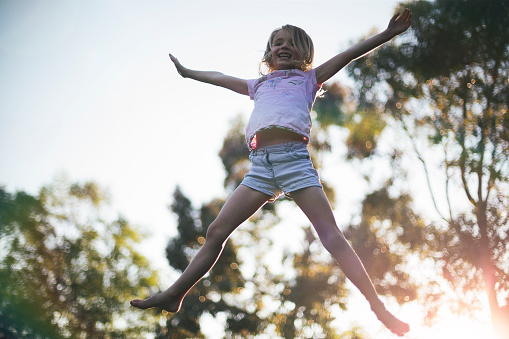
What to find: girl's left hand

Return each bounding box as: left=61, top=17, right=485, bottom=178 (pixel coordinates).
left=386, top=8, right=412, bottom=37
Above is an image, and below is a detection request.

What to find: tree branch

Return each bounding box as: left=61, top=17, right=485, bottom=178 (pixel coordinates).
left=443, top=143, right=454, bottom=220
left=399, top=116, right=449, bottom=222
left=459, top=98, right=477, bottom=206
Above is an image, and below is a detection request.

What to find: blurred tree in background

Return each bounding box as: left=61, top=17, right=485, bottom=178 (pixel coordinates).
left=158, top=186, right=265, bottom=338
left=157, top=115, right=411, bottom=338
left=5, top=1, right=507, bottom=337
left=341, top=0, right=509, bottom=336
left=0, top=177, right=161, bottom=338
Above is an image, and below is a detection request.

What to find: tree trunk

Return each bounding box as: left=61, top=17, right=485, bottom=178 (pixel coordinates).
left=476, top=203, right=506, bottom=336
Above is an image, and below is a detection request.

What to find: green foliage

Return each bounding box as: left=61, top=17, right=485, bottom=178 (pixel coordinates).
left=340, top=0, right=509, bottom=335
left=276, top=235, right=348, bottom=339
left=0, top=178, right=161, bottom=338
left=314, top=82, right=385, bottom=160
left=313, top=82, right=348, bottom=127
left=162, top=186, right=367, bottom=338
left=162, top=187, right=264, bottom=338
left=344, top=107, right=386, bottom=160
left=345, top=182, right=421, bottom=304
left=159, top=116, right=368, bottom=337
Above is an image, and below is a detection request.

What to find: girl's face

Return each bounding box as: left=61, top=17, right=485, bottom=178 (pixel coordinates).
left=270, top=29, right=301, bottom=71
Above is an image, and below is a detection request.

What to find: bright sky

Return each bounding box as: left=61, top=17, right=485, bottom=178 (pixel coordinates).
left=0, top=0, right=403, bottom=264
left=0, top=1, right=498, bottom=338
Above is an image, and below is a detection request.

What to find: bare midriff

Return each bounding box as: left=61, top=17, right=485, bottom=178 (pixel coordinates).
left=255, top=128, right=306, bottom=147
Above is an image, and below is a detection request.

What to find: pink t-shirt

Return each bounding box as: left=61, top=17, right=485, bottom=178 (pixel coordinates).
left=245, top=68, right=321, bottom=149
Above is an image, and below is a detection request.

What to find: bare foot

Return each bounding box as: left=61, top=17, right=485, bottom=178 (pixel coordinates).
left=130, top=291, right=183, bottom=313
left=371, top=302, right=410, bottom=336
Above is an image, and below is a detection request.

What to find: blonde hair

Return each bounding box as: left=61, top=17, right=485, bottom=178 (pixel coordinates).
left=260, top=24, right=314, bottom=75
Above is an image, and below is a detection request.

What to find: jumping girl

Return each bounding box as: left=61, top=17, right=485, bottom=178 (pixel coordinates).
left=132, top=9, right=412, bottom=336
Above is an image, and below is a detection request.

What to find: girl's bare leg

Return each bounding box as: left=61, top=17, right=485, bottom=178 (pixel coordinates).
left=291, top=187, right=410, bottom=337
left=130, top=185, right=270, bottom=312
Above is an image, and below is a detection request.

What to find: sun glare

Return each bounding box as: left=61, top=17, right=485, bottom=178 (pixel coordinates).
left=408, top=316, right=499, bottom=339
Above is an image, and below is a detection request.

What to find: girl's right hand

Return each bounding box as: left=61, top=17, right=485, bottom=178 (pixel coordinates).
left=169, top=53, right=188, bottom=77
left=167, top=54, right=249, bottom=95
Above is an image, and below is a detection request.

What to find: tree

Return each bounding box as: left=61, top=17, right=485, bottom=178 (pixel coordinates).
left=275, top=229, right=349, bottom=339
left=160, top=187, right=265, bottom=338
left=160, top=116, right=395, bottom=337
left=0, top=177, right=161, bottom=338
left=343, top=0, right=509, bottom=335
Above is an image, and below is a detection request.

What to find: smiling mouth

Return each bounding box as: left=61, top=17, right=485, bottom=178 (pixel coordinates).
left=278, top=53, right=292, bottom=59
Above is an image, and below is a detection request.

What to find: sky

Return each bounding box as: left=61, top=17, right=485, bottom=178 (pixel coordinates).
left=0, top=1, right=498, bottom=338
left=0, top=0, right=405, bottom=268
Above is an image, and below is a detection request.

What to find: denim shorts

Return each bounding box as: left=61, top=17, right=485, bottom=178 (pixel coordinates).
left=240, top=141, right=322, bottom=202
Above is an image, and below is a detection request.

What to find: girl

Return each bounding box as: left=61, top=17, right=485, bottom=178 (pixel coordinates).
left=132, top=9, right=412, bottom=336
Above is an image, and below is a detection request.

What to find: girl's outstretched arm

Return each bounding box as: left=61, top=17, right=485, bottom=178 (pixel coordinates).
left=315, top=8, right=412, bottom=84
left=169, top=54, right=249, bottom=96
